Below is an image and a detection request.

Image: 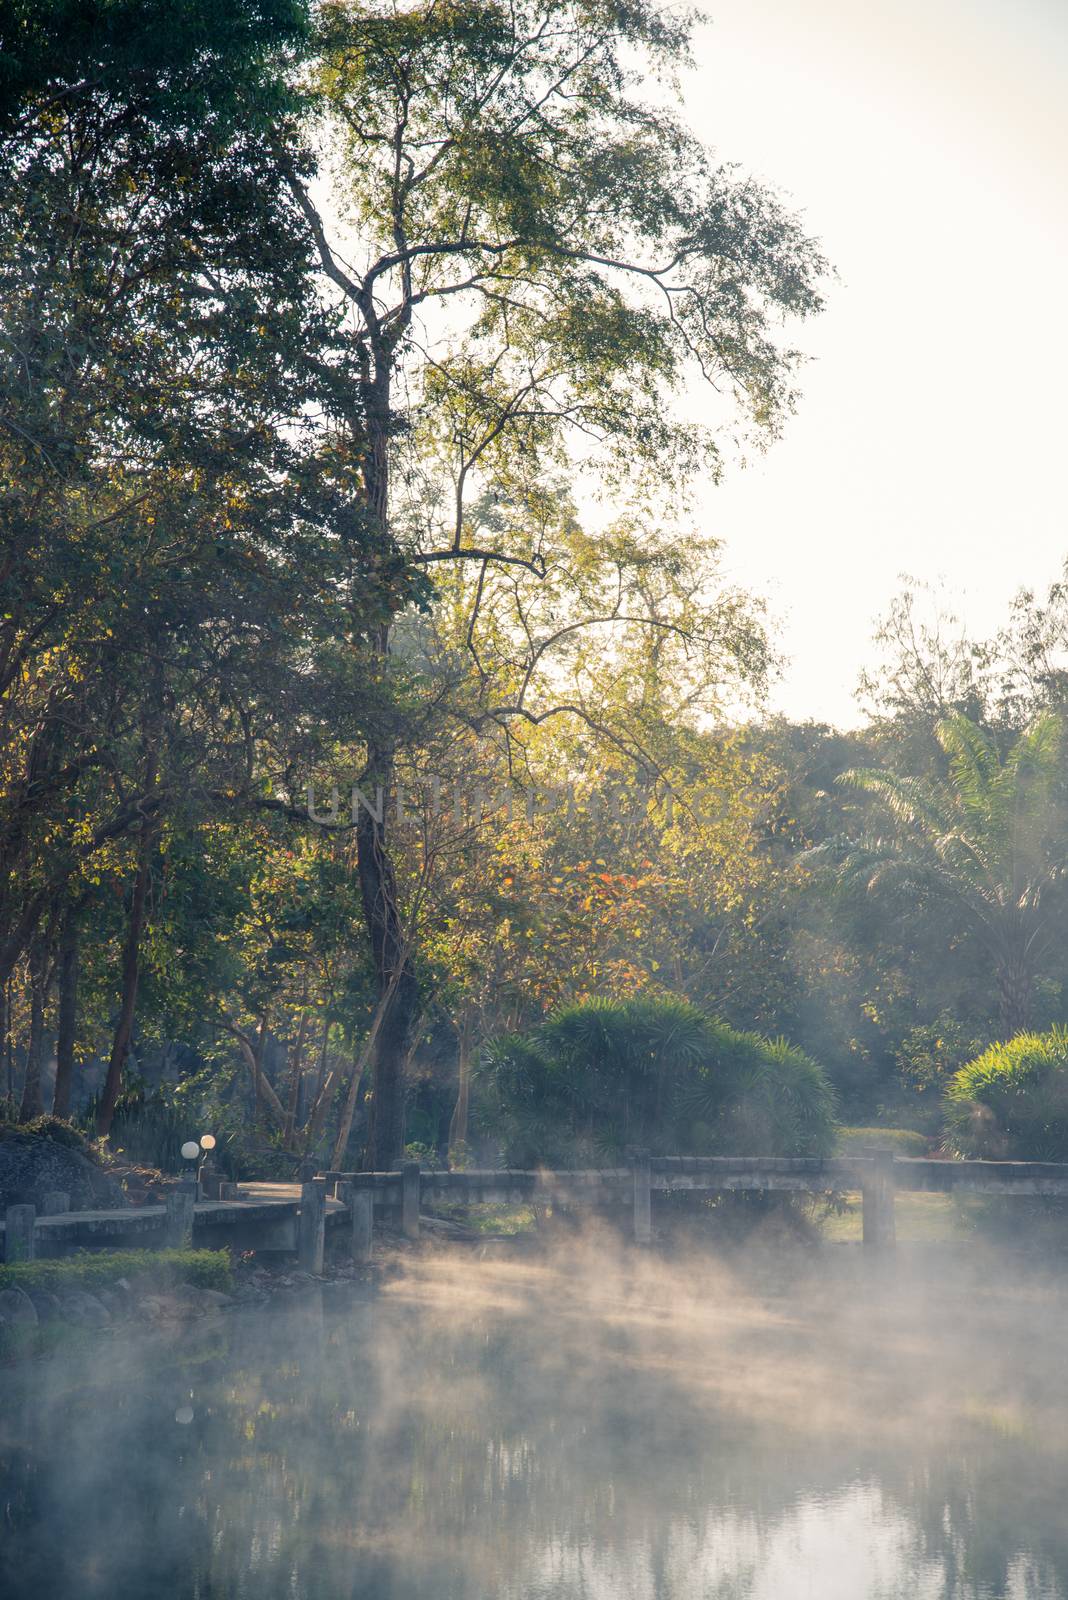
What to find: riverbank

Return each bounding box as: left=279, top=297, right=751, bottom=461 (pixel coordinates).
left=0, top=1240, right=387, bottom=1364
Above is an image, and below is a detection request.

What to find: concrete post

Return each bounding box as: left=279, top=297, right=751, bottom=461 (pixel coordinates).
left=165, top=1181, right=196, bottom=1248
left=400, top=1161, right=420, bottom=1240
left=40, top=1190, right=70, bottom=1216
left=218, top=1181, right=239, bottom=1201
left=356, top=1188, right=375, bottom=1261
left=862, top=1148, right=897, bottom=1251
left=629, top=1148, right=652, bottom=1245
left=5, top=1204, right=36, bottom=1263
left=198, top=1158, right=220, bottom=1200
left=349, top=1184, right=374, bottom=1263
left=298, top=1179, right=326, bottom=1274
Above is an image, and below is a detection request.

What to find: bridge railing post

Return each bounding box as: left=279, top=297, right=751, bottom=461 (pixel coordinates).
left=4, top=1204, right=36, bottom=1263
left=298, top=1178, right=326, bottom=1274
left=861, top=1148, right=896, bottom=1251
left=629, top=1148, right=652, bottom=1245
left=399, top=1161, right=420, bottom=1240
left=338, top=1180, right=374, bottom=1263
left=165, top=1181, right=196, bottom=1248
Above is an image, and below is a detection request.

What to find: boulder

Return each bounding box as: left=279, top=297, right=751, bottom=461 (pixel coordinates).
left=193, top=1287, right=233, bottom=1310
left=0, top=1287, right=38, bottom=1328
left=93, top=1286, right=131, bottom=1321
left=23, top=1288, right=62, bottom=1322
left=0, top=1129, right=126, bottom=1213
left=54, top=1289, right=111, bottom=1327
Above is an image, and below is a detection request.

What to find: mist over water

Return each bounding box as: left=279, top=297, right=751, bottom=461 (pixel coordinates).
left=3, top=1235, right=1068, bottom=1600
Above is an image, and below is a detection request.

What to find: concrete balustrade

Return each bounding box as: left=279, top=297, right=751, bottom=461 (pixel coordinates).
left=7, top=1152, right=1068, bottom=1264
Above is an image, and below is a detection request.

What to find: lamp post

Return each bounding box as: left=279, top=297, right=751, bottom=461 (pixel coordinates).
left=167, top=1142, right=201, bottom=1246
left=179, top=1135, right=217, bottom=1199
left=198, top=1133, right=218, bottom=1199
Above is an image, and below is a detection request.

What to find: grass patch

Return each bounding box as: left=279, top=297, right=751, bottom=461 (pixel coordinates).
left=819, top=1190, right=979, bottom=1243
left=0, top=1247, right=231, bottom=1295
left=429, top=1202, right=538, bottom=1236
left=837, top=1127, right=930, bottom=1157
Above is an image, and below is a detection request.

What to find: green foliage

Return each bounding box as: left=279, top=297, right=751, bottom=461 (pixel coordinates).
left=0, top=0, right=403, bottom=1036
left=314, top=0, right=828, bottom=492
left=945, top=1028, right=1068, bottom=1161
left=481, top=996, right=836, bottom=1166
left=0, top=1247, right=231, bottom=1294
left=87, top=1083, right=190, bottom=1174
left=837, top=1126, right=928, bottom=1157
left=0, top=1115, right=90, bottom=1154
left=706, top=1034, right=839, bottom=1160
left=896, top=1017, right=987, bottom=1098
left=403, top=1141, right=444, bottom=1170
left=825, top=713, right=1068, bottom=1034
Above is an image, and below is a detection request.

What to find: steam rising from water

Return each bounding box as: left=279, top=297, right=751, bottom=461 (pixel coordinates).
left=3, top=1232, right=1068, bottom=1598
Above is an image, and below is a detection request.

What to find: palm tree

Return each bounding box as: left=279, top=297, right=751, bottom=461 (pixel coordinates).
left=823, top=712, right=1068, bottom=1034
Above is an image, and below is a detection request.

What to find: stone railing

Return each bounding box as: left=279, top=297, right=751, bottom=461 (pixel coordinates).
left=6, top=1150, right=1068, bottom=1268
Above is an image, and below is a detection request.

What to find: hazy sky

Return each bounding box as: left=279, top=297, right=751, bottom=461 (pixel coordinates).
left=679, top=0, right=1068, bottom=726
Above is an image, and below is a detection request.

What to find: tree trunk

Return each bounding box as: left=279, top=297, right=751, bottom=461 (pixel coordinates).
left=332, top=960, right=407, bottom=1171
left=221, top=1018, right=287, bottom=1127
left=448, top=1007, right=474, bottom=1159
left=18, top=939, right=48, bottom=1120
left=355, top=370, right=421, bottom=1171
left=251, top=1011, right=269, bottom=1125
left=302, top=1019, right=334, bottom=1151
left=96, top=828, right=153, bottom=1137
left=357, top=794, right=419, bottom=1169
left=996, top=955, right=1032, bottom=1036
left=52, top=908, right=79, bottom=1118
left=1, top=977, right=11, bottom=1108
left=284, top=1005, right=309, bottom=1147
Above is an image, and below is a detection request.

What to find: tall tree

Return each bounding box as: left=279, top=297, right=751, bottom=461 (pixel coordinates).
left=827, top=713, right=1068, bottom=1035
left=52, top=902, right=80, bottom=1118
left=287, top=0, right=828, bottom=1164
left=0, top=0, right=407, bottom=1128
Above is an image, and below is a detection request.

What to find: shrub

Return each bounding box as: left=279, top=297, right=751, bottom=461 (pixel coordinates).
left=0, top=1247, right=231, bottom=1295
left=480, top=997, right=837, bottom=1166
left=944, top=1028, right=1068, bottom=1161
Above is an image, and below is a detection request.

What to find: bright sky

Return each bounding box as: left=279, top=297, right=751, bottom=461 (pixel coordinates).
left=681, top=0, right=1068, bottom=726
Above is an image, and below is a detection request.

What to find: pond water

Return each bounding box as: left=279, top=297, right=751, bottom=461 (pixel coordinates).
left=3, top=1236, right=1068, bottom=1600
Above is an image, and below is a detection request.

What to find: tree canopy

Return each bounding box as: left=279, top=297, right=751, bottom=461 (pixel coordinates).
left=26, top=2, right=1068, bottom=1176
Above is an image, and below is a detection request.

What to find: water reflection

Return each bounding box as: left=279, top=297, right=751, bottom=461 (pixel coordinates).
left=2, top=1237, right=1067, bottom=1599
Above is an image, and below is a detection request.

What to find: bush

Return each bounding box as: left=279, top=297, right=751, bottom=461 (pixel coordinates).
left=944, top=1028, right=1068, bottom=1161
left=837, top=1126, right=928, bottom=1157
left=0, top=1247, right=231, bottom=1295
left=480, top=997, right=837, bottom=1167
left=0, top=1114, right=91, bottom=1154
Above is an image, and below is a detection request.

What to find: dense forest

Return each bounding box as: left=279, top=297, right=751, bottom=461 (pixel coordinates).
left=5, top=0, right=1068, bottom=1179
